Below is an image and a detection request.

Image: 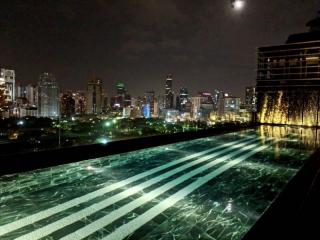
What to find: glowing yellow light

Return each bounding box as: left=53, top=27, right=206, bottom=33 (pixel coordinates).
left=306, top=56, right=319, bottom=61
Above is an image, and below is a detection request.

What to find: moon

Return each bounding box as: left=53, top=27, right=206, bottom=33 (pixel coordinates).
left=232, top=0, right=245, bottom=11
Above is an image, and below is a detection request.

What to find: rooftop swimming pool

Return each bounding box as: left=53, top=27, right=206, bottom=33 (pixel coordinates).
left=0, top=125, right=319, bottom=240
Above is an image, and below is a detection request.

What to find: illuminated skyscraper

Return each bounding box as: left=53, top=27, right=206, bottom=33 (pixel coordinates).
left=111, top=82, right=127, bottom=109
left=86, top=76, right=103, bottom=114
left=0, top=68, right=15, bottom=103
left=165, top=74, right=174, bottom=108
left=72, top=91, right=86, bottom=115
left=116, top=82, right=125, bottom=96
left=26, top=84, right=37, bottom=106
left=176, top=87, right=188, bottom=111
left=245, top=86, right=257, bottom=112
left=60, top=92, right=75, bottom=116
left=144, top=90, right=155, bottom=115
left=38, top=72, right=59, bottom=117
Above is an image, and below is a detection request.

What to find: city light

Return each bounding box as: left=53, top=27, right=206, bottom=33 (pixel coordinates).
left=97, top=137, right=109, bottom=144
left=17, top=120, right=24, bottom=126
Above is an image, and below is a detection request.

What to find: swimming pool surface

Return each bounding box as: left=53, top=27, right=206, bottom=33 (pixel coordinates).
left=0, top=126, right=319, bottom=240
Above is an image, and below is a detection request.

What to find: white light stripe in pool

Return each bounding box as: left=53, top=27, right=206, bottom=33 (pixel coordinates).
left=59, top=140, right=270, bottom=240
left=103, top=144, right=271, bottom=240
left=15, top=138, right=259, bottom=240
left=0, top=135, right=254, bottom=237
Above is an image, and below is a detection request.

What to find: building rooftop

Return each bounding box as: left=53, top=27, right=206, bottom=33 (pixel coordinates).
left=285, top=12, right=320, bottom=43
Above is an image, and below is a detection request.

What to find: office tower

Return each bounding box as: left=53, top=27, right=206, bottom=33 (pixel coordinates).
left=245, top=86, right=257, bottom=112
left=72, top=91, right=86, bottom=115
left=165, top=74, right=174, bottom=108
left=257, top=13, right=320, bottom=126
left=86, top=76, right=103, bottom=114
left=144, top=91, right=155, bottom=115
left=176, top=87, right=188, bottom=111
left=217, top=91, right=225, bottom=115
left=190, top=96, right=202, bottom=119
left=61, top=92, right=75, bottom=116
left=124, top=94, right=131, bottom=107
left=142, top=103, right=151, bottom=118
left=213, top=89, right=222, bottom=111
left=157, top=94, right=165, bottom=109
left=38, top=72, right=60, bottom=117
left=111, top=82, right=127, bottom=109
left=16, top=84, right=26, bottom=98
left=111, top=96, right=122, bottom=109
left=0, top=68, right=15, bottom=103
left=223, top=95, right=241, bottom=113
left=26, top=84, right=37, bottom=106
left=101, top=89, right=108, bottom=112
left=198, top=91, right=214, bottom=119
left=153, top=100, right=159, bottom=117
left=117, top=82, right=125, bottom=96
left=117, top=82, right=125, bottom=108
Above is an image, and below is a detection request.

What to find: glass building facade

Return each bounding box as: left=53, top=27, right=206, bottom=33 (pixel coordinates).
left=257, top=15, right=320, bottom=126
left=37, top=72, right=59, bottom=118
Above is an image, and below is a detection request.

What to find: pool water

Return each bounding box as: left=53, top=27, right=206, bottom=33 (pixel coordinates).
left=0, top=126, right=319, bottom=240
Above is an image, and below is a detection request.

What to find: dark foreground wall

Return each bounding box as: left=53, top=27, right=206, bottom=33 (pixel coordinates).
left=0, top=125, right=251, bottom=176
left=243, top=148, right=320, bottom=240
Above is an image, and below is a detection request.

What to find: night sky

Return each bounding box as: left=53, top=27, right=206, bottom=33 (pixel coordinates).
left=0, top=0, right=319, bottom=98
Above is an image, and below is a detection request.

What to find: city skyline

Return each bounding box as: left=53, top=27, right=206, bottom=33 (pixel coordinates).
left=1, top=0, right=318, bottom=98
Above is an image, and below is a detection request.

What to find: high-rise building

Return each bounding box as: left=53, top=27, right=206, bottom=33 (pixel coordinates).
left=60, top=92, right=75, bottom=117
left=72, top=91, right=86, bottom=115
left=257, top=13, right=320, bottom=126
left=26, top=84, right=37, bottom=106
left=144, top=91, right=155, bottom=115
left=176, top=87, right=188, bottom=111
left=86, top=76, right=103, bottom=114
left=223, top=96, right=241, bottom=113
left=38, top=72, right=59, bottom=117
left=190, top=96, right=202, bottom=119
left=245, top=86, right=257, bottom=112
left=16, top=84, right=26, bottom=98
left=124, top=94, right=131, bottom=107
left=116, top=82, right=126, bottom=96
left=142, top=103, right=151, bottom=118
left=111, top=82, right=127, bottom=109
left=0, top=68, right=15, bottom=103
left=111, top=96, right=122, bottom=109
left=198, top=91, right=214, bottom=119
left=165, top=74, right=174, bottom=108
left=213, top=89, right=222, bottom=111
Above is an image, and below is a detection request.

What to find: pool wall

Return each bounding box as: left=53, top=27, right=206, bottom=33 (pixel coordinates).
left=0, top=124, right=253, bottom=176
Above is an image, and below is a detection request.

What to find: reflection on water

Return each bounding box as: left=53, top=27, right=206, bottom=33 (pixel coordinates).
left=258, top=125, right=320, bottom=150
left=0, top=125, right=319, bottom=240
